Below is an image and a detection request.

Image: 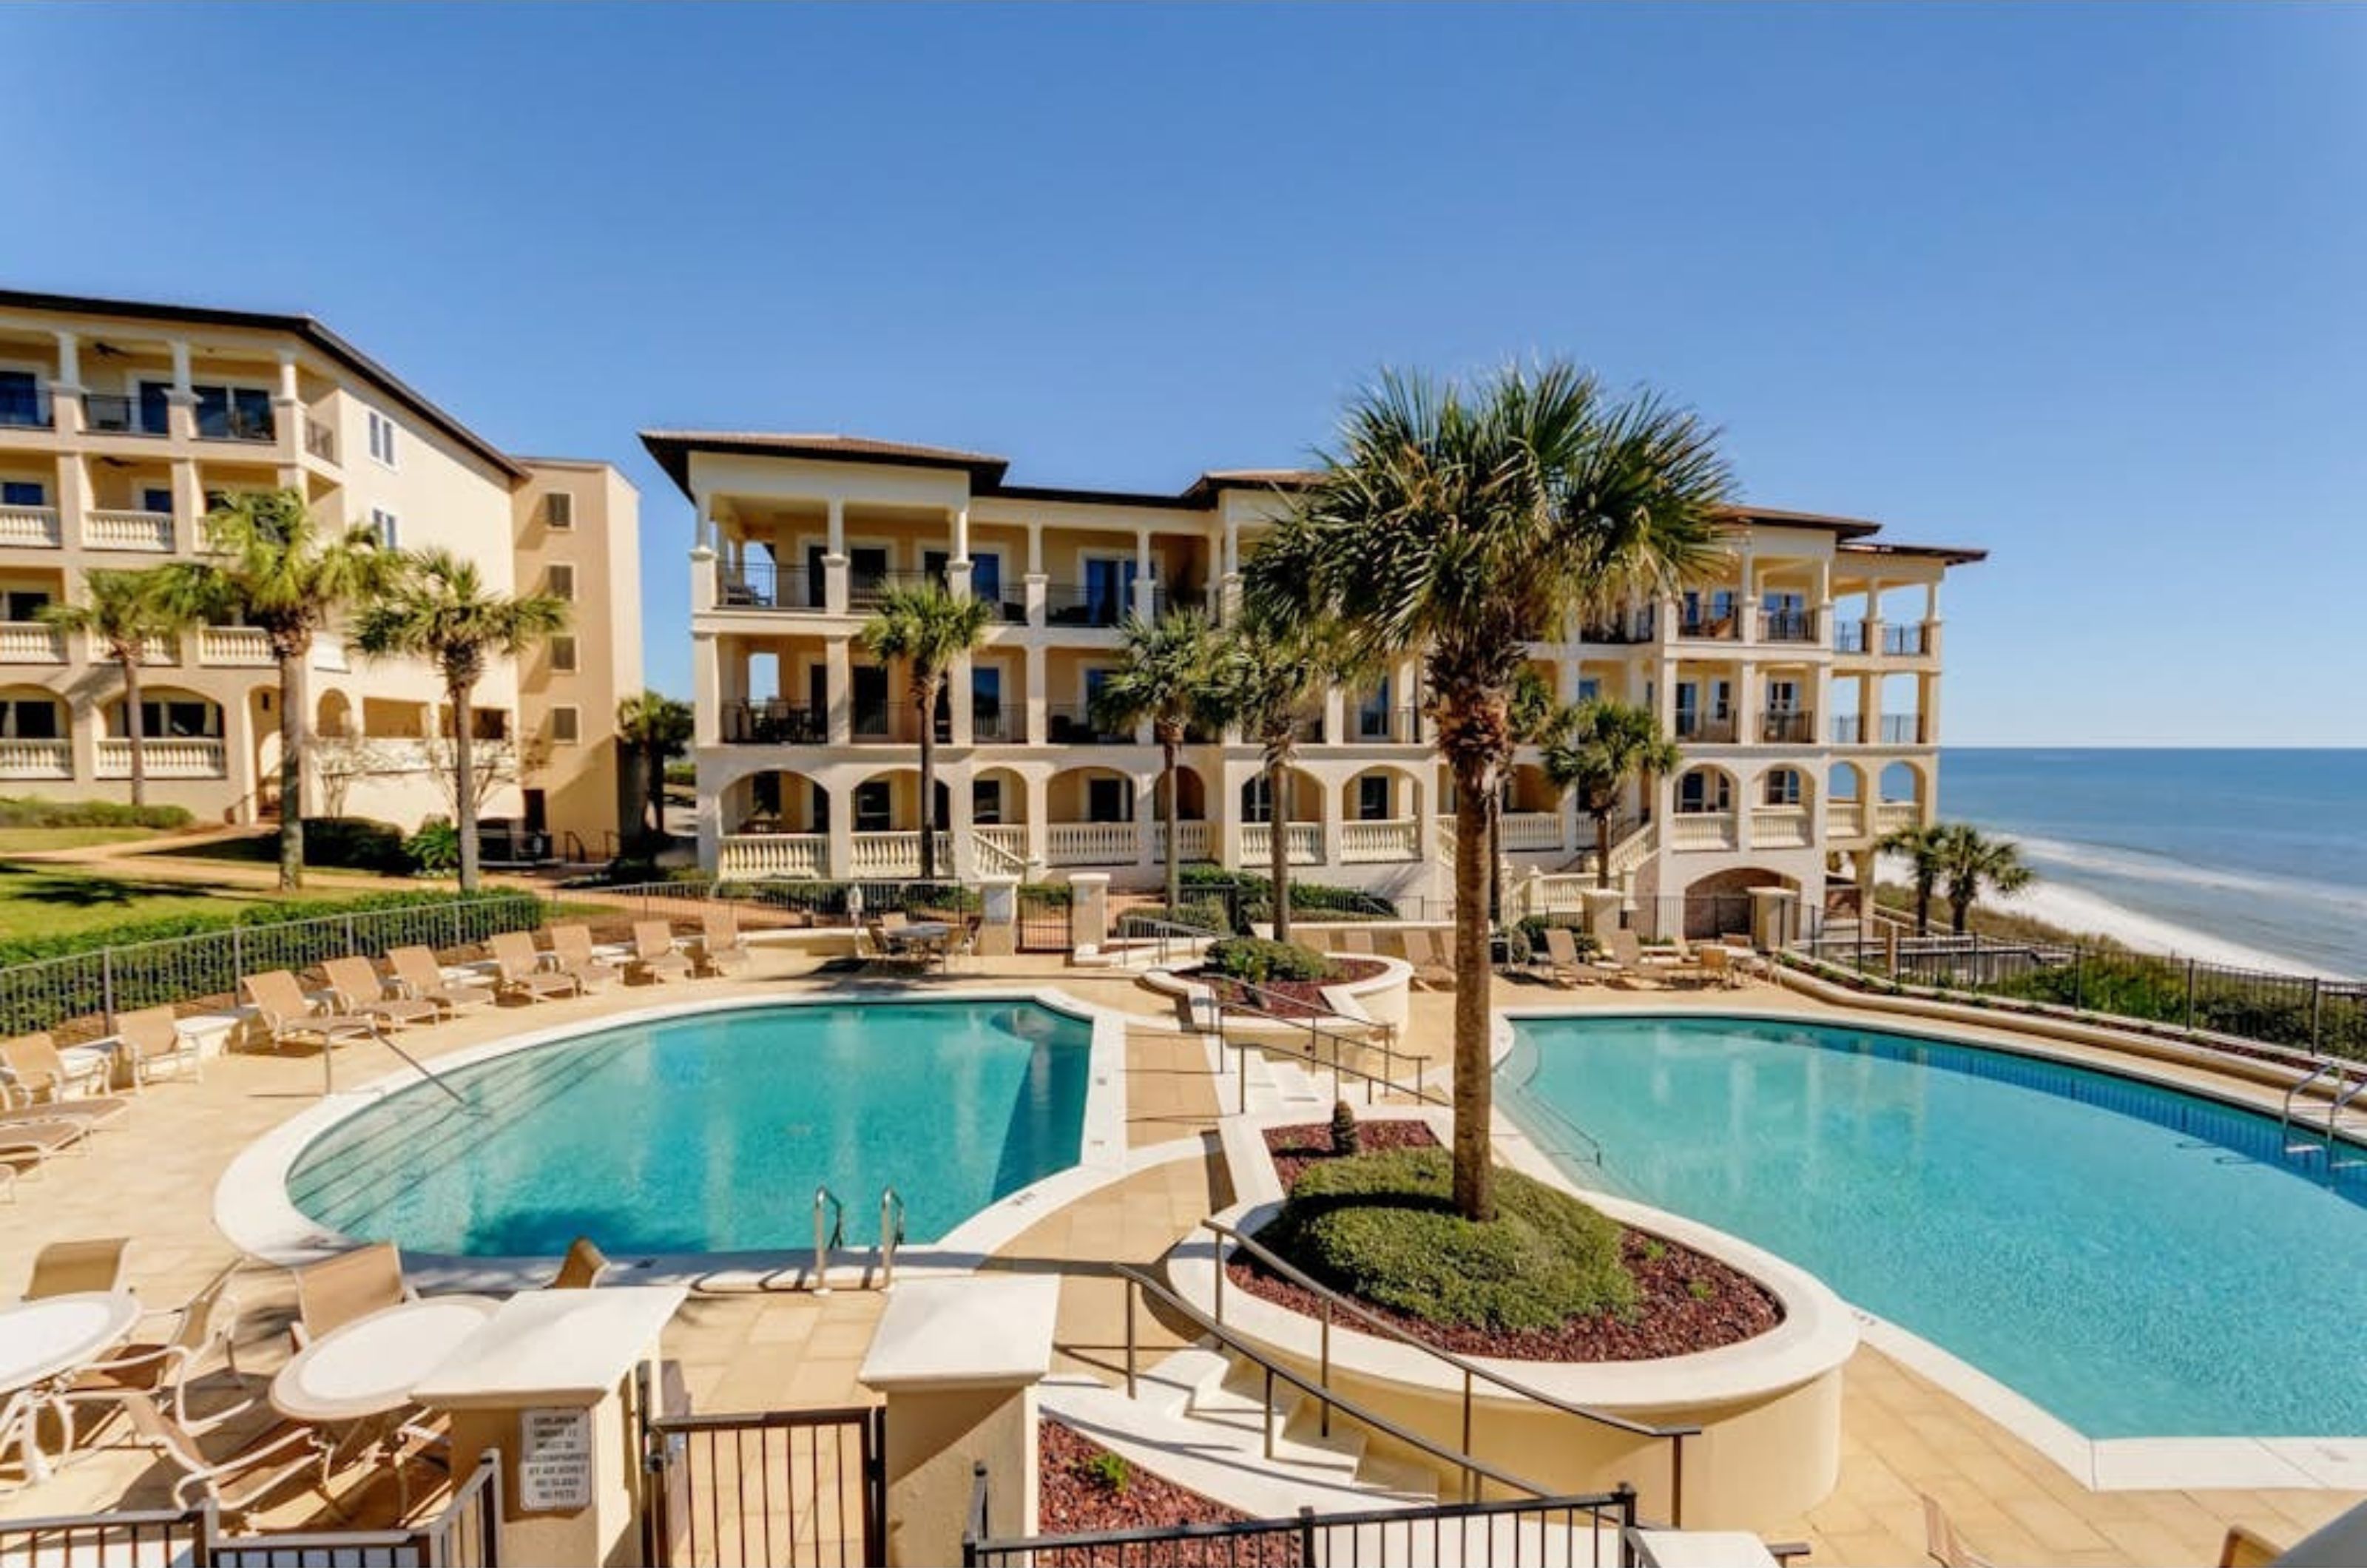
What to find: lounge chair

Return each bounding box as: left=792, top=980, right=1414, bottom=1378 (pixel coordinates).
left=548, top=924, right=624, bottom=991
left=1405, top=929, right=1457, bottom=991
left=1542, top=927, right=1598, bottom=987
left=387, top=945, right=497, bottom=1016
left=1598, top=930, right=1670, bottom=990
left=292, top=1242, right=413, bottom=1349
left=0, top=1117, right=90, bottom=1179
left=118, top=1393, right=324, bottom=1521
left=0, top=1035, right=133, bottom=1129
left=107, top=1007, right=203, bottom=1088
left=552, top=1236, right=610, bottom=1290
left=627, top=921, right=694, bottom=985
left=55, top=1263, right=249, bottom=1434
left=0, top=1030, right=115, bottom=1101
left=26, top=1236, right=131, bottom=1298
left=1698, top=945, right=1749, bottom=990
left=1921, top=1495, right=1998, bottom=1568
left=487, top=931, right=581, bottom=1003
left=2218, top=1525, right=2285, bottom=1568
left=321, top=956, right=442, bottom=1030
left=244, top=970, right=384, bottom=1054
left=693, top=906, right=752, bottom=976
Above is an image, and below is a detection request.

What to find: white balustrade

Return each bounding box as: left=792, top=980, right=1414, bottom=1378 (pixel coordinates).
left=1499, top=811, right=1564, bottom=851
left=848, top=831, right=955, bottom=878
left=197, top=627, right=274, bottom=666
left=1340, top=818, right=1418, bottom=862
left=719, top=833, right=827, bottom=879
left=1607, top=821, right=1658, bottom=877
left=1240, top=821, right=1323, bottom=866
left=98, top=738, right=225, bottom=778
left=1047, top=821, right=1141, bottom=866
left=1829, top=803, right=1867, bottom=840
left=1750, top=807, right=1814, bottom=848
left=1154, top=821, right=1212, bottom=862
left=0, top=740, right=70, bottom=779
left=0, top=507, right=61, bottom=547
left=85, top=509, right=175, bottom=551
left=0, top=624, right=65, bottom=663
left=1874, top=801, right=1921, bottom=835
left=1669, top=811, right=1739, bottom=851
left=973, top=825, right=1031, bottom=872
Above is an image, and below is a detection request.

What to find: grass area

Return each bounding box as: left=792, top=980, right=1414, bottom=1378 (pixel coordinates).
left=1872, top=882, right=2104, bottom=947
left=0, top=825, right=167, bottom=854
left=0, top=862, right=288, bottom=942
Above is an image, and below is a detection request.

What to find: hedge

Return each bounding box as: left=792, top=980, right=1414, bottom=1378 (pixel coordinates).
left=0, top=797, right=195, bottom=830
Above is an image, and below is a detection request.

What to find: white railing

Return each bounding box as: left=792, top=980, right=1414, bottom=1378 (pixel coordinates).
left=973, top=825, right=1031, bottom=873
left=1241, top=820, right=1322, bottom=866
left=1340, top=818, right=1418, bottom=863
left=848, top=831, right=954, bottom=878
left=1607, top=820, right=1657, bottom=878
left=1669, top=811, right=1738, bottom=851
left=1874, top=801, right=1922, bottom=835
left=1750, top=807, right=1814, bottom=848
left=85, top=508, right=175, bottom=551
left=1047, top=821, right=1140, bottom=866
left=1829, top=802, right=1867, bottom=840
left=0, top=506, right=61, bottom=547
left=97, top=737, right=225, bottom=778
left=1500, top=811, right=1564, bottom=851
left=1154, top=820, right=1212, bottom=862
left=719, top=833, right=827, bottom=879
left=0, top=740, right=70, bottom=779
left=197, top=627, right=274, bottom=666
left=0, top=624, right=65, bottom=663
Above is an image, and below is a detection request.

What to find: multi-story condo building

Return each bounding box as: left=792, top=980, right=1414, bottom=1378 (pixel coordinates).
left=649, top=430, right=1981, bottom=932
left=0, top=289, right=643, bottom=856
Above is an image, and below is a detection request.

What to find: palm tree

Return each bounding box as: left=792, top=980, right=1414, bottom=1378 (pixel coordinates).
left=354, top=548, right=570, bottom=892
left=1877, top=822, right=1951, bottom=935
left=37, top=568, right=197, bottom=809
left=1246, top=362, right=1729, bottom=1221
left=1091, top=609, right=1225, bottom=919
left=616, top=689, right=695, bottom=846
left=171, top=490, right=396, bottom=890
left=1937, top=824, right=2035, bottom=935
left=1540, top=698, right=1681, bottom=890
left=859, top=582, right=994, bottom=880
left=1209, top=612, right=1355, bottom=945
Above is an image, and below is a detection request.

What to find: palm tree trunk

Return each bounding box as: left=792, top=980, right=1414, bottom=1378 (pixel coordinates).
left=121, top=654, right=146, bottom=811
left=916, top=672, right=939, bottom=882
left=1161, top=735, right=1180, bottom=917
left=1951, top=896, right=1970, bottom=936
left=1266, top=751, right=1291, bottom=944
left=1593, top=808, right=1612, bottom=890
left=453, top=678, right=480, bottom=893
left=1449, top=762, right=1495, bottom=1223
left=1914, top=880, right=1933, bottom=936
left=277, top=645, right=308, bottom=891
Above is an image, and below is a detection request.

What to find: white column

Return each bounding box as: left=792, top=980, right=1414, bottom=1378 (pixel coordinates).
left=1738, top=542, right=1758, bottom=643
left=274, top=348, right=301, bottom=460
left=1132, top=529, right=1154, bottom=618
left=55, top=451, right=88, bottom=552
left=945, top=760, right=975, bottom=880
left=1024, top=771, right=1049, bottom=868
left=1863, top=577, right=1886, bottom=657
left=949, top=652, right=974, bottom=746
left=692, top=629, right=721, bottom=747
left=823, top=496, right=848, bottom=614
left=825, top=638, right=851, bottom=745
left=1024, top=646, right=1047, bottom=743
left=49, top=330, right=81, bottom=433
left=951, top=504, right=970, bottom=565
left=166, top=338, right=195, bottom=440
left=172, top=459, right=204, bottom=553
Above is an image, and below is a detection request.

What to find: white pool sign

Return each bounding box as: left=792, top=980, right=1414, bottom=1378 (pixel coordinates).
left=517, top=1406, right=594, bottom=1512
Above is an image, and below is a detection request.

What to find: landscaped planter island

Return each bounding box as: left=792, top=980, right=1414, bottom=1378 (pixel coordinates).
left=1140, top=941, right=1413, bottom=1041
left=1166, top=1106, right=1859, bottom=1530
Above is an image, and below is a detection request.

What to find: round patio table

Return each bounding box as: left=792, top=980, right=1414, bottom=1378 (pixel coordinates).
left=271, top=1294, right=500, bottom=1425
left=0, top=1291, right=141, bottom=1481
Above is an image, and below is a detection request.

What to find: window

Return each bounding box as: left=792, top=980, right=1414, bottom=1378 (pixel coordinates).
left=193, top=385, right=273, bottom=441
left=4, top=589, right=53, bottom=621
left=1677, top=770, right=1732, bottom=814
left=1, top=480, right=46, bottom=507
left=852, top=666, right=890, bottom=737
left=1357, top=774, right=1392, bottom=822
left=854, top=781, right=892, bottom=833
left=971, top=666, right=1002, bottom=737
left=367, top=410, right=399, bottom=467
left=550, top=635, right=578, bottom=673
left=1764, top=679, right=1800, bottom=715
left=546, top=564, right=576, bottom=601
left=972, top=778, right=1002, bottom=825
left=543, top=492, right=573, bottom=530
left=1240, top=776, right=1273, bottom=824
left=141, top=487, right=173, bottom=516
left=1576, top=677, right=1601, bottom=703
left=1357, top=678, right=1392, bottom=740
left=369, top=507, right=399, bottom=549
left=1086, top=776, right=1132, bottom=823
left=113, top=698, right=220, bottom=738
left=0, top=371, right=41, bottom=427
left=548, top=706, right=580, bottom=745
left=0, top=697, right=59, bottom=739
left=1763, top=768, right=1803, bottom=808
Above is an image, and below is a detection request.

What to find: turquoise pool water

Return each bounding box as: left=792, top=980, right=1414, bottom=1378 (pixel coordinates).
left=289, top=1001, right=1095, bottom=1255
left=1500, top=1014, right=2367, bottom=1439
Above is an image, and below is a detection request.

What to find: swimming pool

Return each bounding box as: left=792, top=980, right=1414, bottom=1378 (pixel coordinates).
left=1499, top=1013, right=2367, bottom=1439
left=286, top=999, right=1099, bottom=1256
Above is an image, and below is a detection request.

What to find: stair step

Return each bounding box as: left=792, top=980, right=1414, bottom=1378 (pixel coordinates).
left=2285, top=1143, right=2329, bottom=1158
left=1192, top=1365, right=1363, bottom=1475
left=1353, top=1450, right=1446, bottom=1502
left=1139, top=1347, right=1232, bottom=1419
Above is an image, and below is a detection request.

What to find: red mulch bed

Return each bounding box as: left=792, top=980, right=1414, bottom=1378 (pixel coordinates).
left=1036, top=1419, right=1294, bottom=1565
left=1198, top=957, right=1387, bottom=1018
left=1232, top=1122, right=1784, bottom=1363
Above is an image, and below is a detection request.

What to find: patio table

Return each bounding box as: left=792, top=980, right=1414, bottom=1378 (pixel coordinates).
left=0, top=1291, right=140, bottom=1482
left=271, top=1295, right=501, bottom=1425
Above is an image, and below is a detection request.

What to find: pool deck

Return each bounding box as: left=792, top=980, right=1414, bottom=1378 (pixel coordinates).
left=1, top=943, right=2358, bottom=1562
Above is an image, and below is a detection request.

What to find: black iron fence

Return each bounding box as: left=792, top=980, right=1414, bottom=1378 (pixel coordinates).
left=640, top=1363, right=884, bottom=1568
left=724, top=700, right=828, bottom=745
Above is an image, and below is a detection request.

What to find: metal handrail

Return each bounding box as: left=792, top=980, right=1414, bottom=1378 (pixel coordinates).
left=2282, top=1061, right=2341, bottom=1144
left=879, top=1186, right=907, bottom=1289
left=812, top=1185, right=845, bottom=1292
left=1114, top=1263, right=1564, bottom=1506
left=1215, top=982, right=1445, bottom=1112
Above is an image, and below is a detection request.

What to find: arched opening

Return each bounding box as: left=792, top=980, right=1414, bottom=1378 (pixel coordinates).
left=101, top=687, right=227, bottom=782
left=721, top=768, right=829, bottom=835
left=970, top=766, right=1030, bottom=826
left=1239, top=767, right=1323, bottom=825
left=0, top=687, right=67, bottom=781
left=314, top=689, right=354, bottom=740
left=1151, top=764, right=1209, bottom=823
left=1681, top=868, right=1797, bottom=940
left=1048, top=766, right=1142, bottom=865
left=105, top=688, right=222, bottom=739
left=1760, top=766, right=1811, bottom=808
left=1675, top=766, right=1735, bottom=814
left=1340, top=766, right=1422, bottom=862
left=849, top=767, right=946, bottom=834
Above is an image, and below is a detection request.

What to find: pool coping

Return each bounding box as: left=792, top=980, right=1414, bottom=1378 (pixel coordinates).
left=215, top=987, right=1139, bottom=1290
left=1492, top=1004, right=2367, bottom=1490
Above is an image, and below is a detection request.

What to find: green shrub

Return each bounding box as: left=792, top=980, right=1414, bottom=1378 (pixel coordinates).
left=405, top=818, right=461, bottom=875
left=1178, top=866, right=1397, bottom=930
left=0, top=797, right=193, bottom=830
left=0, top=887, right=542, bottom=968
left=1258, top=1148, right=1636, bottom=1331
left=1204, top=936, right=1337, bottom=985
left=300, top=817, right=411, bottom=874
left=1078, top=1450, right=1131, bottom=1495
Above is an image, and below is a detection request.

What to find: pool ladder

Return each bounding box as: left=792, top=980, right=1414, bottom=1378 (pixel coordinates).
left=808, top=1183, right=909, bottom=1292
left=2279, top=1062, right=2366, bottom=1172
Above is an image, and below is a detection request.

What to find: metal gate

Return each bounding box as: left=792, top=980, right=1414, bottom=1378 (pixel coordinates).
left=1017, top=887, right=1070, bottom=950
left=641, top=1366, right=885, bottom=1568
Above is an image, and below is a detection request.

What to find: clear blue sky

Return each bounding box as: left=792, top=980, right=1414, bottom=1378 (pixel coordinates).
left=7, top=3, right=2362, bottom=744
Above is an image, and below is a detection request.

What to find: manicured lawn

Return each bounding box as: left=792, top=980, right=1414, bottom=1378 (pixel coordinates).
left=0, top=826, right=167, bottom=854
left=0, top=862, right=285, bottom=942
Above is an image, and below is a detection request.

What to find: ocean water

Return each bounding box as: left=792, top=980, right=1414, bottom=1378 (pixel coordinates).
left=287, top=1001, right=1094, bottom=1254
left=1940, top=748, right=2367, bottom=978
left=1502, top=1015, right=2367, bottom=1439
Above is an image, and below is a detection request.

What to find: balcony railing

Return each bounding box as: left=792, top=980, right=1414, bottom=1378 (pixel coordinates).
left=1674, top=712, right=1738, bottom=743
left=1883, top=623, right=1931, bottom=657
left=0, top=739, right=70, bottom=779
left=1499, top=811, right=1564, bottom=851
left=1878, top=713, right=1928, bottom=746
left=81, top=393, right=169, bottom=436
left=98, top=737, right=225, bottom=778
left=1045, top=706, right=1134, bottom=745
left=847, top=569, right=929, bottom=610
left=721, top=700, right=825, bottom=745
left=1829, top=802, right=1867, bottom=839
left=851, top=701, right=900, bottom=743
left=1042, top=581, right=1132, bottom=628
left=197, top=626, right=274, bottom=667
left=1354, top=704, right=1422, bottom=743
left=1834, top=620, right=1868, bottom=655
left=0, top=624, right=65, bottom=664
left=718, top=562, right=823, bottom=612
left=1675, top=606, right=1743, bottom=640
left=1340, top=818, right=1419, bottom=862
left=1579, top=606, right=1656, bottom=643
left=1757, top=709, right=1817, bottom=746
left=1669, top=810, right=1739, bottom=850
left=0, top=505, right=61, bottom=547
left=1759, top=608, right=1820, bottom=643
left=1874, top=800, right=1922, bottom=834
left=305, top=416, right=338, bottom=463
left=1750, top=805, right=1814, bottom=848
left=848, top=830, right=953, bottom=878
left=1829, top=714, right=1865, bottom=745
left=1047, top=821, right=1140, bottom=865
left=975, top=824, right=1030, bottom=868
left=719, top=832, right=828, bottom=879
left=968, top=706, right=1011, bottom=743
left=1241, top=820, right=1322, bottom=866
left=0, top=388, right=51, bottom=429
left=195, top=407, right=275, bottom=443
left=86, top=508, right=175, bottom=551
left=1154, top=820, right=1215, bottom=862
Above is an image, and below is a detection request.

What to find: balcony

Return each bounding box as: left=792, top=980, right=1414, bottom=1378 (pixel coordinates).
left=1833, top=621, right=1868, bottom=655
left=847, top=830, right=953, bottom=878
left=0, top=739, right=70, bottom=780
left=718, top=562, right=822, bottom=612
left=1340, top=818, right=1419, bottom=862
left=0, top=624, right=64, bottom=664
left=969, top=706, right=1012, bottom=743
left=81, top=394, right=169, bottom=437
left=721, top=700, right=825, bottom=745
left=1883, top=623, right=1931, bottom=657
left=196, top=627, right=274, bottom=667
left=1579, top=606, right=1656, bottom=644
left=1670, top=811, right=1739, bottom=851
left=1750, top=806, right=1814, bottom=848
left=98, top=737, right=225, bottom=778
left=0, top=505, right=61, bottom=547
left=1499, top=811, right=1564, bottom=851
left=1353, top=706, right=1423, bottom=743
left=1241, top=821, right=1322, bottom=866
left=194, top=405, right=274, bottom=445
left=1874, top=800, right=1922, bottom=834
left=718, top=832, right=827, bottom=879
left=1153, top=820, right=1215, bottom=863
left=305, top=417, right=338, bottom=464
left=87, top=509, right=175, bottom=552
left=1047, top=821, right=1141, bottom=866
left=1877, top=714, right=1928, bottom=746
left=1759, top=608, right=1820, bottom=644
left=1675, top=606, right=1743, bottom=641
left=1045, top=706, right=1134, bottom=745
left=974, top=824, right=1030, bottom=871
left=1757, top=709, right=1817, bottom=746
left=1829, top=714, right=1865, bottom=746
left=1829, top=802, right=1867, bottom=839
left=1043, top=582, right=1130, bottom=629
left=1674, top=712, right=1738, bottom=743
left=0, top=388, right=51, bottom=430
